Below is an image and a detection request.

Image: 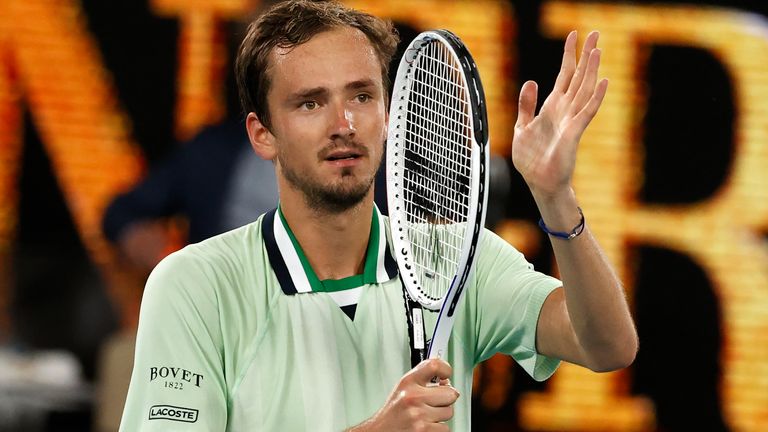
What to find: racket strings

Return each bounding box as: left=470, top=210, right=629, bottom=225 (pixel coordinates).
left=402, top=134, right=470, bottom=185
left=406, top=106, right=469, bottom=141
left=402, top=167, right=469, bottom=213
left=409, top=80, right=469, bottom=114
left=402, top=40, right=475, bottom=300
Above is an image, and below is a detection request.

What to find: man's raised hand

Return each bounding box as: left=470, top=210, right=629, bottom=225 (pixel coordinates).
left=512, top=30, right=609, bottom=200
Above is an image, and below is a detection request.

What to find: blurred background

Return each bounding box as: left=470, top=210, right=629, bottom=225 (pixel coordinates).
left=1, top=0, right=767, bottom=430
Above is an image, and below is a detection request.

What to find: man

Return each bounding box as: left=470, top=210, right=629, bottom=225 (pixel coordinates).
left=102, top=120, right=279, bottom=272
left=119, top=1, right=637, bottom=430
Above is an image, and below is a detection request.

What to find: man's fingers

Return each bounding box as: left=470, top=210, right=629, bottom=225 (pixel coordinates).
left=571, top=48, right=601, bottom=113
left=565, top=31, right=600, bottom=98
left=426, top=385, right=460, bottom=407
left=552, top=30, right=577, bottom=93
left=407, top=358, right=452, bottom=385
left=515, top=80, right=538, bottom=129
left=574, top=78, right=608, bottom=129
left=425, top=405, right=455, bottom=424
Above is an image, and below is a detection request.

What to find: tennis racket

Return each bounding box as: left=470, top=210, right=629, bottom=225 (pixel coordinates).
left=387, top=29, right=489, bottom=361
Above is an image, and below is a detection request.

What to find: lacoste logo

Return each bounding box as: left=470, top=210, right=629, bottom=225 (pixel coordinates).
left=148, top=405, right=198, bottom=423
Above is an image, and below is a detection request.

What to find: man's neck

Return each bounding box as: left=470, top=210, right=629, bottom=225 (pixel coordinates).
left=279, top=189, right=374, bottom=281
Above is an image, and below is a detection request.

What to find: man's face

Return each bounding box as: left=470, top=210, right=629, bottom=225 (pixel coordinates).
left=263, top=27, right=387, bottom=213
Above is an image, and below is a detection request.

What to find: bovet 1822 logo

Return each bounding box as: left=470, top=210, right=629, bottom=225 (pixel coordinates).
left=150, top=366, right=204, bottom=387
left=148, top=405, right=198, bottom=423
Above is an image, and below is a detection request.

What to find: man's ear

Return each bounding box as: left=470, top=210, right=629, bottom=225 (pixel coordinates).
left=246, top=112, right=277, bottom=160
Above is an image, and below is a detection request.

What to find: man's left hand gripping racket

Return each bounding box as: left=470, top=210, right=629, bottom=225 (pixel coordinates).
left=387, top=29, right=489, bottom=361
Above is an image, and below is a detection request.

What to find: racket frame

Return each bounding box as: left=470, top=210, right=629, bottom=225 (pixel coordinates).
left=386, top=29, right=490, bottom=359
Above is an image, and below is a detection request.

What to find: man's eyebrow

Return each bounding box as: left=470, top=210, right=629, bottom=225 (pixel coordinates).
left=287, top=80, right=378, bottom=101
left=346, top=79, right=377, bottom=90
left=288, top=87, right=328, bottom=101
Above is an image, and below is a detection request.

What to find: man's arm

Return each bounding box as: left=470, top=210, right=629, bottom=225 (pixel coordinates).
left=119, top=252, right=228, bottom=431
left=102, top=154, right=183, bottom=272
left=512, top=30, right=638, bottom=372
left=534, top=194, right=637, bottom=371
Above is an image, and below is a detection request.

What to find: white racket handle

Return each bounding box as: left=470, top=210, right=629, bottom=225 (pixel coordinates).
left=427, top=276, right=461, bottom=360
left=428, top=316, right=456, bottom=360
left=425, top=299, right=459, bottom=387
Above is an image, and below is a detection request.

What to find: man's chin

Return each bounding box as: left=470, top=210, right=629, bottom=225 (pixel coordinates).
left=297, top=174, right=371, bottom=212
left=282, top=162, right=376, bottom=213
left=312, top=183, right=371, bottom=212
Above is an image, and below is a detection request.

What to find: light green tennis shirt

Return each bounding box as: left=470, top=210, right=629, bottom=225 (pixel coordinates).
left=119, top=207, right=561, bottom=431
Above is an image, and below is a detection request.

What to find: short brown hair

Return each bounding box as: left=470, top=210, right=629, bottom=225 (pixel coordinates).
left=235, top=0, right=399, bottom=131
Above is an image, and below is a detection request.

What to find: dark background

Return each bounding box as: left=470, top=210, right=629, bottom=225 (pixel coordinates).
left=10, top=0, right=768, bottom=430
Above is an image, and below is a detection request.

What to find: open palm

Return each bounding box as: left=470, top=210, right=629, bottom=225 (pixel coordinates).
left=512, top=31, right=608, bottom=198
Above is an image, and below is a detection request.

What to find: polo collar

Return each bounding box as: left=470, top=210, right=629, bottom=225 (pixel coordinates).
left=262, top=205, right=398, bottom=295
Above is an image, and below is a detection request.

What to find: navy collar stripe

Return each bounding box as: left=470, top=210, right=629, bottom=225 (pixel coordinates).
left=261, top=209, right=298, bottom=295
left=262, top=206, right=398, bottom=296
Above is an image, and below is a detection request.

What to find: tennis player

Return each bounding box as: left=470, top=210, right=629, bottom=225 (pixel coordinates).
left=119, top=1, right=637, bottom=430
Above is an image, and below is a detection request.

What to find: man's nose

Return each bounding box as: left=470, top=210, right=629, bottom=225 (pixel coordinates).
left=329, top=103, right=356, bottom=140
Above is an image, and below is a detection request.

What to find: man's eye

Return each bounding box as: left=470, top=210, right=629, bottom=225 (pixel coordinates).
left=356, top=94, right=371, bottom=103
left=302, top=101, right=317, bottom=110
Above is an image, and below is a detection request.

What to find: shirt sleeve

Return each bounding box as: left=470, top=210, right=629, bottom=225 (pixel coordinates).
left=469, top=228, right=562, bottom=381
left=119, top=250, right=228, bottom=431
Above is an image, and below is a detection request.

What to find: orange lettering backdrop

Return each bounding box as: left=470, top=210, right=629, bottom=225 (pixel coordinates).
left=519, top=4, right=768, bottom=431
left=0, top=0, right=145, bottom=326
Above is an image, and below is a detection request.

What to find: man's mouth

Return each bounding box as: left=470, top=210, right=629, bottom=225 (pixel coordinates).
left=324, top=149, right=363, bottom=161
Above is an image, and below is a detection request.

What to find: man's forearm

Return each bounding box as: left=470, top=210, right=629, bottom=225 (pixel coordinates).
left=534, top=187, right=638, bottom=371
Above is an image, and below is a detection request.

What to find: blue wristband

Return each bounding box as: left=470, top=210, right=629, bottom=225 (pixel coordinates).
left=538, top=207, right=585, bottom=240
